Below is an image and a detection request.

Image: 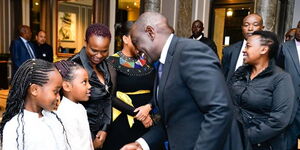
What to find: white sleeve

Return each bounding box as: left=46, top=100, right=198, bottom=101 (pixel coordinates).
left=136, top=138, right=150, bottom=150
left=2, top=120, right=19, bottom=150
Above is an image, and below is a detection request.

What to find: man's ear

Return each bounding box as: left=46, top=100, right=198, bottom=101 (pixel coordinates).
left=29, top=84, right=39, bottom=96
left=145, top=26, right=155, bottom=41
left=62, top=81, right=72, bottom=92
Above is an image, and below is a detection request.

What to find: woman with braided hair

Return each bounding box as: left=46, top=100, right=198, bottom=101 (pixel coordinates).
left=0, top=59, right=70, bottom=150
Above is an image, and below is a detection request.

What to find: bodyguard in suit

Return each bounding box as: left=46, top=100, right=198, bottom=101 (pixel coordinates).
left=222, top=14, right=264, bottom=81
left=276, top=21, right=300, bottom=150
left=121, top=12, right=232, bottom=150
left=189, top=20, right=218, bottom=57
left=33, top=30, right=53, bottom=62
left=10, top=25, right=36, bottom=77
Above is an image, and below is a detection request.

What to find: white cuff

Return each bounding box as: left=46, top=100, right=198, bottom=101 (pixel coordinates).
left=136, top=138, right=150, bottom=150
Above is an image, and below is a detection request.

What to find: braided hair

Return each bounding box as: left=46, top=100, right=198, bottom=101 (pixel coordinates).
left=0, top=59, right=68, bottom=149
left=54, top=60, right=83, bottom=81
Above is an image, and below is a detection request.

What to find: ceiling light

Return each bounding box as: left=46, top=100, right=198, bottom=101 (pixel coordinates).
left=226, top=9, right=233, bottom=17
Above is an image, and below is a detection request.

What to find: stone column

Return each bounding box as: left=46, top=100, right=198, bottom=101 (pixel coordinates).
left=255, top=0, right=278, bottom=32
left=176, top=0, right=192, bottom=37
left=144, top=0, right=161, bottom=12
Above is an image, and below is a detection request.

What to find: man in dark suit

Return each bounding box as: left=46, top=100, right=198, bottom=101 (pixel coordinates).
left=121, top=12, right=232, bottom=150
left=33, top=30, right=53, bottom=62
left=10, top=25, right=36, bottom=77
left=190, top=20, right=218, bottom=57
left=277, top=21, right=300, bottom=150
left=221, top=14, right=264, bottom=81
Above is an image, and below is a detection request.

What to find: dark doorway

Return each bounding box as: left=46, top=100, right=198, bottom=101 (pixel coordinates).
left=210, top=0, right=254, bottom=58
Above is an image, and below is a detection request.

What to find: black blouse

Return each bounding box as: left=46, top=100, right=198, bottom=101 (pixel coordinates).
left=69, top=47, right=112, bottom=138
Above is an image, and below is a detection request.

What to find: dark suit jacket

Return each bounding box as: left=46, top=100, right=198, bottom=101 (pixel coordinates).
left=10, top=37, right=37, bottom=76
left=189, top=34, right=218, bottom=57
left=221, top=40, right=243, bottom=81
left=142, top=35, right=232, bottom=150
left=276, top=40, right=300, bottom=149
left=33, top=42, right=53, bottom=62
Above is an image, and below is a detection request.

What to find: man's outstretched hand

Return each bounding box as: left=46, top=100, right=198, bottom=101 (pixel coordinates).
left=120, top=142, right=143, bottom=150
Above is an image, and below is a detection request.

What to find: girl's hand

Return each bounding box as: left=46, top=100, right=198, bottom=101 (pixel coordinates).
left=93, top=131, right=107, bottom=149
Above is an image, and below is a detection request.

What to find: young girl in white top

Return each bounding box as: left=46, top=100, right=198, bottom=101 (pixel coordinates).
left=0, top=59, right=70, bottom=150
left=55, top=60, right=94, bottom=150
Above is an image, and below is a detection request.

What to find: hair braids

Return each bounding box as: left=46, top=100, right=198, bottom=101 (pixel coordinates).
left=0, top=59, right=55, bottom=147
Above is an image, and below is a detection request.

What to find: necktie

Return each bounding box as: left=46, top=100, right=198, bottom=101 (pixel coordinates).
left=26, top=42, right=35, bottom=58
left=156, top=62, right=164, bottom=100
left=158, top=62, right=164, bottom=81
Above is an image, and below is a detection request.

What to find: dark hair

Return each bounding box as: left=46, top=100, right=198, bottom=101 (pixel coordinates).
left=54, top=60, right=83, bottom=81
left=252, top=30, right=279, bottom=59
left=0, top=59, right=70, bottom=149
left=192, top=20, right=203, bottom=26
left=19, top=25, right=30, bottom=36
left=120, top=21, right=134, bottom=36
left=85, top=23, right=111, bottom=42
left=0, top=59, right=55, bottom=146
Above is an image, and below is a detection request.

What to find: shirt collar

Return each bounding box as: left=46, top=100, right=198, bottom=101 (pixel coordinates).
left=295, top=39, right=300, bottom=46
left=20, top=36, right=28, bottom=44
left=159, top=34, right=174, bottom=64
left=62, top=96, right=78, bottom=105
left=193, top=34, right=203, bottom=41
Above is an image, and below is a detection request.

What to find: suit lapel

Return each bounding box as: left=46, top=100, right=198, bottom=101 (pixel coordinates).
left=228, top=41, right=243, bottom=79
left=286, top=41, right=300, bottom=75
left=157, top=36, right=178, bottom=115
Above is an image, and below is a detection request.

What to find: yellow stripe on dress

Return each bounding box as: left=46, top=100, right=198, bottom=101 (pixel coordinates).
left=113, top=90, right=151, bottom=128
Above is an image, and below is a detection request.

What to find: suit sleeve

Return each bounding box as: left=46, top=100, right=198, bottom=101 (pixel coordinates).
left=247, top=73, right=295, bottom=144
left=10, top=40, right=22, bottom=68
left=221, top=47, right=230, bottom=79
left=179, top=44, right=233, bottom=150
left=141, top=120, right=167, bottom=150
left=276, top=44, right=285, bottom=69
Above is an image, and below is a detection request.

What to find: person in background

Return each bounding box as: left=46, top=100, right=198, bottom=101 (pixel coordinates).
left=103, top=21, right=158, bottom=150
left=228, top=31, right=295, bottom=150
left=276, top=20, right=300, bottom=150
left=285, top=28, right=297, bottom=41
left=0, top=59, right=70, bottom=150
left=10, top=25, right=37, bottom=77
left=34, top=30, right=53, bottom=62
left=222, top=14, right=264, bottom=81
left=55, top=60, right=93, bottom=150
left=190, top=20, right=218, bottom=56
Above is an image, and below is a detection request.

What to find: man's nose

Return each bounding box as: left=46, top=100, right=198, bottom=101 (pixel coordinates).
left=248, top=25, right=253, bottom=31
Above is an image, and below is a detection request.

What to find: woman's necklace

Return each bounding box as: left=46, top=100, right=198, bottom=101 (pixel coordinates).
left=118, top=51, right=146, bottom=68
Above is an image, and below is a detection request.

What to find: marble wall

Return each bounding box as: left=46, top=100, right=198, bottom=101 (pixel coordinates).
left=144, top=0, right=161, bottom=12
left=255, top=0, right=278, bottom=32
left=176, top=0, right=193, bottom=38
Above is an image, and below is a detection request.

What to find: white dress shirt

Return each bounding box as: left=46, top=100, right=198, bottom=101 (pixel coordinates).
left=2, top=110, right=70, bottom=150
left=235, top=40, right=247, bottom=71
left=192, top=34, right=203, bottom=41
left=295, top=40, right=300, bottom=65
left=56, top=96, right=94, bottom=150
left=20, top=36, right=35, bottom=58
left=137, top=34, right=174, bottom=150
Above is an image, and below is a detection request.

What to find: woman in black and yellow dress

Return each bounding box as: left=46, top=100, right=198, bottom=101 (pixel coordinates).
left=103, top=22, right=157, bottom=150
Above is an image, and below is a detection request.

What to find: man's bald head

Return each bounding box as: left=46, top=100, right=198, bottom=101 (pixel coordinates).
left=130, top=12, right=172, bottom=63
left=134, top=12, right=172, bottom=34
left=242, top=14, right=264, bottom=39
left=19, top=25, right=32, bottom=41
